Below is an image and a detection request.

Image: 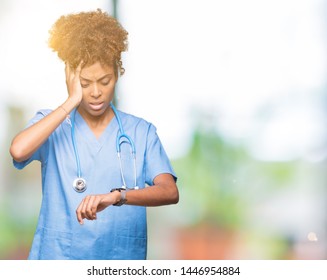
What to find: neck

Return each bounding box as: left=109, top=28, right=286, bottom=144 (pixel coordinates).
left=77, top=106, right=114, bottom=138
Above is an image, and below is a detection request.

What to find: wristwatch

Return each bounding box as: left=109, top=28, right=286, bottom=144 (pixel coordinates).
left=110, top=188, right=127, bottom=206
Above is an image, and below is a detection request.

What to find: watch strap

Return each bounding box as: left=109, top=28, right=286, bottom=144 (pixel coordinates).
left=110, top=188, right=127, bottom=206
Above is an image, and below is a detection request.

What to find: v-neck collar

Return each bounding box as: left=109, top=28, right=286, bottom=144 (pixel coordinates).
left=72, top=108, right=118, bottom=149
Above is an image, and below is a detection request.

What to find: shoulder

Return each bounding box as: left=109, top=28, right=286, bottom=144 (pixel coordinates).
left=37, top=109, right=52, bottom=116
left=26, top=109, right=53, bottom=126
left=34, top=109, right=53, bottom=118
left=28, top=109, right=71, bottom=128
left=118, top=110, right=156, bottom=132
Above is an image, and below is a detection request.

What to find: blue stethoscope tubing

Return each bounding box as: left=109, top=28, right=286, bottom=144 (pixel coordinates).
left=71, top=102, right=138, bottom=192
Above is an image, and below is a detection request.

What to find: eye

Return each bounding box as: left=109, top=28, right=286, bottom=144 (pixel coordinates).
left=101, top=79, right=110, bottom=86
left=81, top=83, right=89, bottom=88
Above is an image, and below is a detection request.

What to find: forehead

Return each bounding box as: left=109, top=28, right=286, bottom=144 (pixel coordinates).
left=80, top=62, right=115, bottom=79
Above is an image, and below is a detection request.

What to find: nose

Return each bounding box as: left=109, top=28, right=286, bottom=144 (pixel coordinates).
left=91, top=84, right=102, bottom=98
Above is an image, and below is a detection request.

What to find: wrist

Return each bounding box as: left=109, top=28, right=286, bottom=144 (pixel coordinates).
left=112, top=190, right=121, bottom=204
left=62, top=97, right=81, bottom=113
left=110, top=188, right=127, bottom=206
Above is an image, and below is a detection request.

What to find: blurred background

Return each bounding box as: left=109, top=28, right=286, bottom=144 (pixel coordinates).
left=1, top=0, right=327, bottom=259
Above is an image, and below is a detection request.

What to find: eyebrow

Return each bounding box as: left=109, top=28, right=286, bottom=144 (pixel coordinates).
left=80, top=74, right=113, bottom=83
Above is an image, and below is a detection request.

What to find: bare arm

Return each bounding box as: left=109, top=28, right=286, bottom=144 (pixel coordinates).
left=76, top=173, right=179, bottom=224
left=123, top=173, right=179, bottom=206
left=9, top=63, right=83, bottom=162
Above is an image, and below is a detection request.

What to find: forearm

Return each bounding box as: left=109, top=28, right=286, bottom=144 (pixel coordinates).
left=75, top=174, right=178, bottom=224
left=124, top=186, right=177, bottom=206
left=124, top=174, right=179, bottom=207
left=10, top=97, right=78, bottom=162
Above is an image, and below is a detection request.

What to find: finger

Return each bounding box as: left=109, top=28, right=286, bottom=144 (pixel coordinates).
left=76, top=200, right=85, bottom=225
left=91, top=196, right=103, bottom=220
left=75, top=61, right=83, bottom=75
left=85, top=195, right=96, bottom=220
left=65, top=62, right=70, bottom=81
left=81, top=195, right=91, bottom=220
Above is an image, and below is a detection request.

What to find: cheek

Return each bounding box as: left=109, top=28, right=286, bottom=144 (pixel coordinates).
left=81, top=88, right=90, bottom=97
left=104, top=82, right=116, bottom=94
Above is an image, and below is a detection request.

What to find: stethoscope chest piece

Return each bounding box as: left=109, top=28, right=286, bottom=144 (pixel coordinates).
left=73, top=177, right=87, bottom=193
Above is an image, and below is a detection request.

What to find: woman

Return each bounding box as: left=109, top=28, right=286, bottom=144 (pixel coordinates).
left=9, top=9, right=178, bottom=260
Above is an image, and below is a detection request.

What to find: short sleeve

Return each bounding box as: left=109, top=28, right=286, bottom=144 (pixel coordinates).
left=144, top=124, right=177, bottom=185
left=13, top=109, right=51, bottom=170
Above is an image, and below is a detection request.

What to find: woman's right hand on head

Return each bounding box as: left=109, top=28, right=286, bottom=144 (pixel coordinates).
left=65, top=61, right=83, bottom=106
left=9, top=63, right=85, bottom=162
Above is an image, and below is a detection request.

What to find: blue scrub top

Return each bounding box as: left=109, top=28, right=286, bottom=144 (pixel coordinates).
left=13, top=108, right=177, bottom=260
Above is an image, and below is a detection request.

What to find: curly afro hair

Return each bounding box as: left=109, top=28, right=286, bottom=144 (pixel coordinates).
left=48, top=9, right=128, bottom=76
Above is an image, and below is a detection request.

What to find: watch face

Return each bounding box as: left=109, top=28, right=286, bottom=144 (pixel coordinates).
left=117, top=198, right=127, bottom=206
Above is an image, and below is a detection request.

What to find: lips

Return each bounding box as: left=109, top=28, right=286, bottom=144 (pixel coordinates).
left=89, top=102, right=104, bottom=111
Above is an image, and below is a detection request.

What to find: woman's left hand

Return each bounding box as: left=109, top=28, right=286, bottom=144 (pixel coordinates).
left=76, top=192, right=120, bottom=224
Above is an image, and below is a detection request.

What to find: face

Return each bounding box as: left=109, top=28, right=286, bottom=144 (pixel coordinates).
left=78, top=62, right=117, bottom=118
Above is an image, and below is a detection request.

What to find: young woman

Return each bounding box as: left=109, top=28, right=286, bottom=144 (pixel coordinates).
left=9, top=9, right=178, bottom=260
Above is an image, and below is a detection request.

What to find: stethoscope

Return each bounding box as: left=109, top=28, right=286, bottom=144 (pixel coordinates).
left=71, top=103, right=138, bottom=193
